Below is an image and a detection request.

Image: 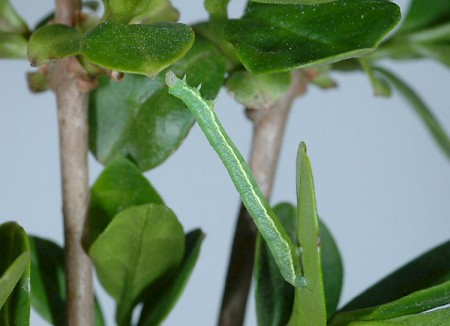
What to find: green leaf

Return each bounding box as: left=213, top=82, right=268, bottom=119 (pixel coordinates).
left=374, top=67, right=450, bottom=161
left=398, top=0, right=450, bottom=35
left=251, top=0, right=335, bottom=3
left=0, top=0, right=28, bottom=34
left=138, top=229, right=205, bottom=326
left=331, top=281, right=450, bottom=325
left=89, top=39, right=226, bottom=170
left=29, top=236, right=105, bottom=326
left=386, top=307, right=450, bottom=325
left=85, top=157, right=163, bottom=248
left=225, top=1, right=400, bottom=73
left=130, top=0, right=180, bottom=24
left=287, top=143, right=327, bottom=326
left=319, top=219, right=343, bottom=319
left=27, top=71, right=49, bottom=93
left=225, top=70, right=291, bottom=109
left=0, top=32, right=27, bottom=59
left=89, top=204, right=185, bottom=326
left=255, top=203, right=297, bottom=326
left=359, top=59, right=391, bottom=97
left=27, top=24, right=82, bottom=66
left=102, top=0, right=152, bottom=23
left=0, top=222, right=30, bottom=326
left=82, top=22, right=194, bottom=77
left=255, top=202, right=343, bottom=324
left=342, top=239, right=450, bottom=312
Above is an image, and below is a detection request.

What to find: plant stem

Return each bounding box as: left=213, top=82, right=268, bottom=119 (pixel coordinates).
left=218, top=71, right=308, bottom=326
left=53, top=0, right=93, bottom=324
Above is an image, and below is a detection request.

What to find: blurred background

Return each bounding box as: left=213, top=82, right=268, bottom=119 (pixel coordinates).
left=0, top=0, right=449, bottom=325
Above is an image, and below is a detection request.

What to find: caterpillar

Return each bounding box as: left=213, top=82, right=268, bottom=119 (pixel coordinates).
left=165, top=71, right=306, bottom=288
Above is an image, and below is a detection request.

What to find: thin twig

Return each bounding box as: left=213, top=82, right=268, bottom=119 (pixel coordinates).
left=53, top=0, right=94, bottom=324
left=218, top=70, right=308, bottom=326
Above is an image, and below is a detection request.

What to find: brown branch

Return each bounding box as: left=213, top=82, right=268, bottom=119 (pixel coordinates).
left=53, top=0, right=93, bottom=325
left=218, top=70, right=308, bottom=326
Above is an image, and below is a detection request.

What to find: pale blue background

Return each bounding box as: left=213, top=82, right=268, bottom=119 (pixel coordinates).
left=1, top=0, right=449, bottom=325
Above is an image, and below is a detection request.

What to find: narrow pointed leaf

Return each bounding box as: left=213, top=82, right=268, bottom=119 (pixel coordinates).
left=0, top=0, right=28, bottom=34
left=85, top=157, right=163, bottom=247
left=89, top=39, right=226, bottom=170
left=0, top=32, right=27, bottom=59
left=27, top=24, right=82, bottom=66
left=82, top=22, right=194, bottom=77
left=89, top=204, right=185, bottom=326
left=374, top=67, right=450, bottom=161
left=359, top=59, right=391, bottom=97
left=331, top=281, right=450, bottom=325
left=288, top=143, right=326, bottom=326
left=386, top=308, right=450, bottom=325
left=138, top=229, right=205, bottom=326
left=342, top=239, right=450, bottom=312
left=0, top=222, right=30, bottom=326
left=29, top=236, right=105, bottom=326
left=225, top=1, right=400, bottom=73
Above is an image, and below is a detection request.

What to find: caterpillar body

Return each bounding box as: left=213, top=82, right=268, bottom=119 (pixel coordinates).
left=165, top=71, right=306, bottom=288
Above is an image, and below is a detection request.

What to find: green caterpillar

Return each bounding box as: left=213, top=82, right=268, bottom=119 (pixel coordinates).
left=165, top=71, right=306, bottom=288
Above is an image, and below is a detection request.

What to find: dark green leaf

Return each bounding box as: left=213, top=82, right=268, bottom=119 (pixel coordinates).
left=82, top=22, right=194, bottom=77
left=130, top=0, right=180, bottom=24
left=319, top=219, right=343, bottom=319
left=225, top=1, right=400, bottom=73
left=226, top=70, right=291, bottom=109
left=89, top=204, right=185, bottom=326
left=288, top=143, right=327, bottom=325
left=342, top=239, right=450, bottom=311
left=29, top=236, right=105, bottom=326
left=251, top=0, right=335, bottom=3
left=138, top=229, right=205, bottom=326
left=386, top=307, right=450, bottom=325
left=398, top=0, right=450, bottom=35
left=374, top=67, right=450, bottom=161
left=85, top=157, right=163, bottom=247
left=0, top=32, right=27, bottom=59
left=27, top=24, right=82, bottom=66
left=89, top=39, right=226, bottom=170
left=331, top=281, right=450, bottom=325
left=255, top=203, right=297, bottom=326
left=0, top=0, right=28, bottom=34
left=0, top=222, right=30, bottom=326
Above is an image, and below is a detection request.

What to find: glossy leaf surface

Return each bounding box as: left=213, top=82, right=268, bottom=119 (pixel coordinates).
left=226, top=70, right=291, bottom=109
left=85, top=157, right=163, bottom=247
left=82, top=22, right=194, bottom=77
left=138, top=229, right=205, bottom=325
left=288, top=143, right=326, bottom=326
left=89, top=39, right=226, bottom=170
left=0, top=32, right=27, bottom=59
left=27, top=24, right=82, bottom=66
left=225, top=1, right=400, bottom=73
left=255, top=203, right=297, bottom=326
left=29, top=236, right=105, bottom=326
left=89, top=204, right=185, bottom=325
left=385, top=307, right=450, bottom=325
left=342, top=239, right=450, bottom=312
left=375, top=67, right=450, bottom=160
left=251, top=0, right=335, bottom=3
left=331, top=281, right=450, bottom=325
left=0, top=222, right=30, bottom=326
